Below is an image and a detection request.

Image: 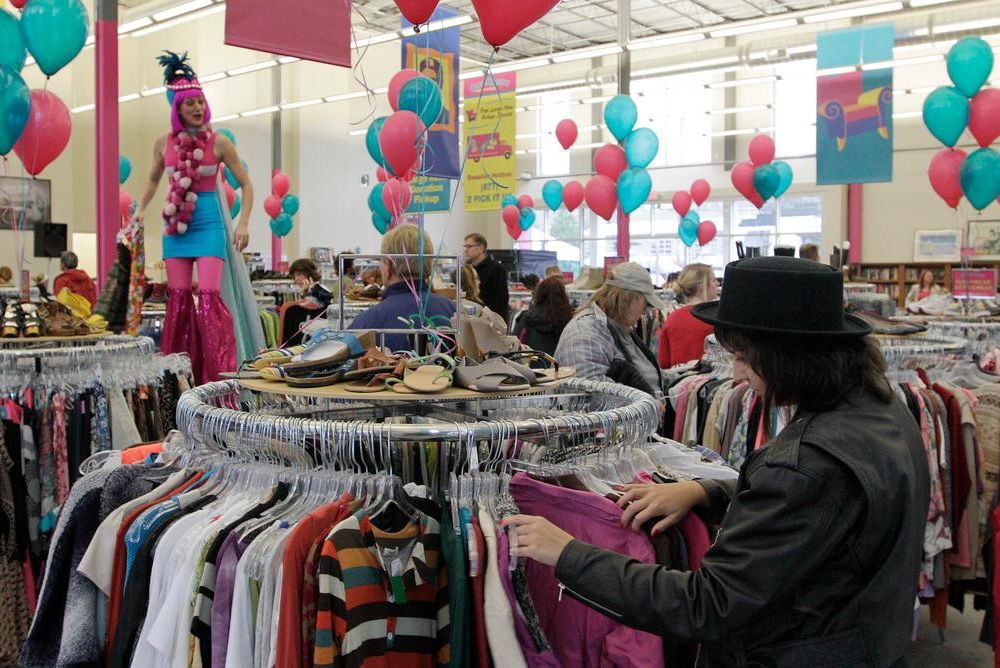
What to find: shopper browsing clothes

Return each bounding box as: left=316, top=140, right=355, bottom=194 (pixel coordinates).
left=508, top=257, right=930, bottom=667
left=463, top=233, right=510, bottom=324
left=515, top=276, right=574, bottom=356
left=657, top=263, right=719, bottom=368
left=131, top=51, right=259, bottom=384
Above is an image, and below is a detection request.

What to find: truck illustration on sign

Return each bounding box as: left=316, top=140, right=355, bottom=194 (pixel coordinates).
left=468, top=132, right=512, bottom=161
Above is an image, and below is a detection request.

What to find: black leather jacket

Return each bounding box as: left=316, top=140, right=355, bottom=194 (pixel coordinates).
left=555, top=389, right=930, bottom=667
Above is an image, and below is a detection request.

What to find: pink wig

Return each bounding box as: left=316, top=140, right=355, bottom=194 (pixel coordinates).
left=170, top=87, right=212, bottom=132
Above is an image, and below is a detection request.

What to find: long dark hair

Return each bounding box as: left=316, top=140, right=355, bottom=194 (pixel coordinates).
left=715, top=327, right=892, bottom=435
left=533, top=277, right=574, bottom=330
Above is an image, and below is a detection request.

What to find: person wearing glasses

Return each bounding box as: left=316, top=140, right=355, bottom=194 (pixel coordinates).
left=463, top=233, right=510, bottom=324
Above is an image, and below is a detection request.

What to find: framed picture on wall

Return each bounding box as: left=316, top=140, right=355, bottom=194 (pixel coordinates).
left=967, top=220, right=1000, bottom=261
left=913, top=229, right=962, bottom=262
left=0, top=176, right=52, bottom=229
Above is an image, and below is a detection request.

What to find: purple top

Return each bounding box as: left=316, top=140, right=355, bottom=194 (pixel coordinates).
left=211, top=531, right=249, bottom=668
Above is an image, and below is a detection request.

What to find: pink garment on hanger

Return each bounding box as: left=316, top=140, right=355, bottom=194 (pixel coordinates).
left=678, top=513, right=711, bottom=571
left=51, top=393, right=69, bottom=505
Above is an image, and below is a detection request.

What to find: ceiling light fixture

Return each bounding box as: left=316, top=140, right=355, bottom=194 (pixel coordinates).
left=803, top=1, right=903, bottom=23
left=140, top=86, right=167, bottom=97
left=151, top=0, right=211, bottom=22
left=131, top=4, right=225, bottom=36
left=709, top=18, right=798, bottom=38
left=351, top=31, right=401, bottom=49
left=71, top=103, right=96, bottom=113
left=227, top=60, right=277, bottom=76
left=707, top=75, right=778, bottom=89
left=213, top=113, right=240, bottom=122
left=118, top=93, right=141, bottom=103
left=629, top=32, right=706, bottom=50
left=709, top=104, right=772, bottom=115
left=280, top=98, right=323, bottom=110
left=241, top=105, right=280, bottom=117
left=934, top=17, right=1000, bottom=34
left=118, top=17, right=153, bottom=34
left=708, top=128, right=758, bottom=137
left=909, top=0, right=958, bottom=6
left=199, top=72, right=228, bottom=83
left=552, top=45, right=623, bottom=63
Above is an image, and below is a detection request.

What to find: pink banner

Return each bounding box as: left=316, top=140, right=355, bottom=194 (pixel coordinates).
left=225, top=0, right=350, bottom=67
left=952, top=268, right=998, bottom=299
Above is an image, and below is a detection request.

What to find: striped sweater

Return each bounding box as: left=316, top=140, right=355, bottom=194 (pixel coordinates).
left=314, top=510, right=450, bottom=668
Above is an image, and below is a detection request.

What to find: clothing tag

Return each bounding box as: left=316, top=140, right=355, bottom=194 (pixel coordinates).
left=389, top=557, right=407, bottom=604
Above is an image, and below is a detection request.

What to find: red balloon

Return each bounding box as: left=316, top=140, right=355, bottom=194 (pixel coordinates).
left=376, top=166, right=390, bottom=182
left=506, top=217, right=523, bottom=240
left=593, top=143, right=628, bottom=182
left=585, top=175, right=618, bottom=221
left=517, top=194, right=534, bottom=210
left=13, top=90, right=70, bottom=176
left=502, top=204, right=520, bottom=228
left=690, top=179, right=711, bottom=206
left=393, top=0, right=439, bottom=27
left=378, top=110, right=424, bottom=178
left=748, top=134, right=775, bottom=166
left=731, top=161, right=758, bottom=201
left=223, top=183, right=236, bottom=208
left=928, top=147, right=967, bottom=209
left=697, top=220, right=717, bottom=246
left=471, top=0, right=559, bottom=48
left=562, top=180, right=584, bottom=212
left=119, top=191, right=133, bottom=221
left=969, top=88, right=1000, bottom=148
left=555, top=119, right=577, bottom=150
left=272, top=173, right=290, bottom=197
left=671, top=191, right=692, bottom=217
left=10, top=0, right=25, bottom=7
left=388, top=69, right=420, bottom=112
left=264, top=195, right=283, bottom=219
left=382, top=177, right=412, bottom=218
left=750, top=193, right=765, bottom=209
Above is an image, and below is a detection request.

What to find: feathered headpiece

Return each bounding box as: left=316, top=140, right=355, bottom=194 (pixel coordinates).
left=156, top=50, right=211, bottom=132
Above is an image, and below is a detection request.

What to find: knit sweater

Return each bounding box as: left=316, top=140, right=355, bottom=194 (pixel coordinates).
left=657, top=305, right=714, bottom=369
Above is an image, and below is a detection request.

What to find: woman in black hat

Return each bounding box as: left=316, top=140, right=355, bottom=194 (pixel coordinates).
left=505, top=257, right=930, bottom=667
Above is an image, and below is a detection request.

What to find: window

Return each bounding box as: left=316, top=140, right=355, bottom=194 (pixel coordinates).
left=774, top=61, right=816, bottom=156
left=538, top=93, right=571, bottom=176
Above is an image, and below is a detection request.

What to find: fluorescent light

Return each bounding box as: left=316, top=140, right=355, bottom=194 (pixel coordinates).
left=119, top=17, right=153, bottom=34
left=324, top=91, right=369, bottom=102
left=709, top=18, right=798, bottom=38
left=709, top=104, right=772, bottom=115
left=132, top=5, right=225, bottom=35
left=71, top=103, right=95, bottom=114
left=200, top=72, right=227, bottom=83
left=552, top=45, right=623, bottom=63
left=280, top=98, right=322, bottom=110
left=572, top=142, right=605, bottom=150
left=152, top=0, right=211, bottom=22
left=893, top=110, right=922, bottom=119
left=458, top=71, right=481, bottom=80
left=278, top=56, right=300, bottom=65
left=518, top=79, right=589, bottom=94
left=803, top=1, right=903, bottom=23
left=213, top=113, right=239, bottom=122
left=490, top=57, right=552, bottom=75
left=935, top=17, right=1000, bottom=34
left=118, top=93, right=141, bottom=103
left=787, top=44, right=817, bottom=55
left=373, top=86, right=389, bottom=94
left=241, top=105, right=279, bottom=117
left=910, top=0, right=958, bottom=6
left=140, top=86, right=167, bottom=97
left=351, top=32, right=399, bottom=48
left=908, top=85, right=937, bottom=94
left=348, top=129, right=367, bottom=136
left=85, top=35, right=95, bottom=46
left=861, top=53, right=942, bottom=70
left=818, top=65, right=858, bottom=76
left=227, top=60, right=277, bottom=76
left=635, top=55, right=740, bottom=76
left=516, top=132, right=545, bottom=140
left=629, top=32, right=706, bottom=50
left=582, top=95, right=614, bottom=104
left=427, top=15, right=474, bottom=31
left=515, top=149, right=529, bottom=155
left=707, top=75, right=777, bottom=89
left=709, top=128, right=758, bottom=137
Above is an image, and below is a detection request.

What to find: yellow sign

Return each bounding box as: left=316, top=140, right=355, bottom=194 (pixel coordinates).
left=463, top=73, right=516, bottom=212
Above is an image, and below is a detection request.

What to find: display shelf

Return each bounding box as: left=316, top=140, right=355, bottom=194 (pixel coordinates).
left=854, top=262, right=1000, bottom=307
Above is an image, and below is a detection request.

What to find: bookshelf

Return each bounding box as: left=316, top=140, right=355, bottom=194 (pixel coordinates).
left=853, top=262, right=1000, bottom=307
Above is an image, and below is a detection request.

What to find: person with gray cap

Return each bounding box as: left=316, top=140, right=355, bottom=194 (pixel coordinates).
left=555, top=261, right=668, bottom=397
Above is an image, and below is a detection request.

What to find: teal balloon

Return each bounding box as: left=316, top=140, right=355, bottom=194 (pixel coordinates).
left=0, top=65, right=30, bottom=155
left=753, top=164, right=781, bottom=200
left=217, top=128, right=236, bottom=146
left=773, top=161, right=793, bottom=198
left=365, top=116, right=388, bottom=166
left=224, top=166, right=238, bottom=188
left=118, top=155, right=131, bottom=185
left=624, top=128, right=658, bottom=168
left=542, top=180, right=563, bottom=211
left=398, top=76, right=442, bottom=129
left=501, top=194, right=518, bottom=208
left=270, top=213, right=293, bottom=237
left=683, top=210, right=701, bottom=225
left=281, top=194, right=300, bottom=215
left=368, top=183, right=391, bottom=220
left=230, top=194, right=242, bottom=218
left=372, top=212, right=390, bottom=235
left=604, top=95, right=638, bottom=142
left=0, top=9, right=26, bottom=73
left=19, top=0, right=89, bottom=77
left=678, top=217, right=698, bottom=247
left=519, top=207, right=536, bottom=231
left=948, top=37, right=994, bottom=98
left=960, top=148, right=1000, bottom=211
left=617, top=167, right=652, bottom=215
left=923, top=87, right=969, bottom=148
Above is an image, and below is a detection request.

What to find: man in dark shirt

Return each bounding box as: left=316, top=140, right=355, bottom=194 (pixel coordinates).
left=463, top=233, right=510, bottom=323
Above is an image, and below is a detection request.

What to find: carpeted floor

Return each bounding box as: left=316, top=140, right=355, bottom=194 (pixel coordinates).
left=905, top=598, right=993, bottom=667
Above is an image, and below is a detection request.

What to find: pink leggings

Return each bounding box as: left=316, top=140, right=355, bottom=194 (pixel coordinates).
left=165, top=257, right=225, bottom=291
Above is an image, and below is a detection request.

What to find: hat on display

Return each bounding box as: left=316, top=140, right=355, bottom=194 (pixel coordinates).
left=605, top=262, right=669, bottom=312
left=691, top=256, right=871, bottom=337
left=158, top=50, right=211, bottom=132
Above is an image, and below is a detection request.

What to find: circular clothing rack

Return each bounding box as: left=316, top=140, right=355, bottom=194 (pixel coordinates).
left=0, top=333, right=154, bottom=357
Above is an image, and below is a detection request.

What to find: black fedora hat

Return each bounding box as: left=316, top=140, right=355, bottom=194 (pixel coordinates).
left=691, top=256, right=871, bottom=337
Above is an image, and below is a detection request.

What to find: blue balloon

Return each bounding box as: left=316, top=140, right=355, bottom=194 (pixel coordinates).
left=923, top=87, right=969, bottom=148
left=542, top=180, right=563, bottom=211
left=118, top=155, right=131, bottom=185
left=678, top=217, right=698, bottom=247
left=519, top=207, right=536, bottom=231
left=365, top=116, right=388, bottom=166
left=372, top=212, right=390, bottom=235
left=281, top=194, right=300, bottom=216
left=773, top=161, right=793, bottom=198
left=624, top=128, right=659, bottom=168
left=604, top=95, right=638, bottom=142
left=398, top=76, right=442, bottom=129
left=501, top=194, right=518, bottom=209
left=224, top=166, right=238, bottom=189
left=0, top=65, right=30, bottom=155
left=617, top=167, right=652, bottom=214
left=0, top=9, right=26, bottom=73
left=270, top=213, right=293, bottom=237
left=368, top=183, right=391, bottom=221
left=683, top=210, right=701, bottom=225
left=948, top=37, right=994, bottom=98
left=960, top=147, right=1000, bottom=211
left=753, top=164, right=781, bottom=201
left=217, top=128, right=236, bottom=146
left=230, top=194, right=242, bottom=218
left=19, top=0, right=88, bottom=77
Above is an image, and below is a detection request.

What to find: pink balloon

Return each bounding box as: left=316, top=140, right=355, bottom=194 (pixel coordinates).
left=731, top=161, right=758, bottom=201
left=471, top=0, right=560, bottom=48
left=750, top=193, right=765, bottom=209
left=264, top=195, right=283, bottom=219
left=555, top=119, right=578, bottom=150
left=376, top=166, right=390, bottom=182
left=928, top=147, right=967, bottom=209
left=593, top=143, right=628, bottom=182
left=378, top=110, right=424, bottom=178
left=502, top=204, right=520, bottom=229
left=393, top=0, right=439, bottom=27
left=13, top=90, right=71, bottom=176
left=119, top=191, right=133, bottom=220
left=690, top=179, right=711, bottom=206
left=748, top=134, right=775, bottom=166
left=562, top=180, right=584, bottom=212
left=585, top=175, right=618, bottom=221
left=697, top=220, right=717, bottom=246
left=517, top=194, right=534, bottom=210
left=671, top=191, right=692, bottom=217
left=223, top=182, right=236, bottom=209
left=10, top=0, right=25, bottom=7
left=272, top=173, right=291, bottom=197
left=388, top=69, right=420, bottom=112
left=506, top=217, right=523, bottom=240
left=969, top=88, right=1000, bottom=148
left=382, top=177, right=412, bottom=218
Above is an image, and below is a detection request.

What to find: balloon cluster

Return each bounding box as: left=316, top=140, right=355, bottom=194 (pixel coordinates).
left=265, top=171, right=297, bottom=238
left=500, top=194, right=535, bottom=240
left=393, top=0, right=558, bottom=49
left=219, top=129, right=248, bottom=219
left=0, top=0, right=86, bottom=172
left=365, top=69, right=443, bottom=234
left=731, top=135, right=793, bottom=209
left=672, top=180, right=715, bottom=248
left=923, top=37, right=1000, bottom=211
left=118, top=155, right=136, bottom=225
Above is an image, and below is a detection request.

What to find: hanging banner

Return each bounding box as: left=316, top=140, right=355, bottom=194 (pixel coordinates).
left=463, top=72, right=517, bottom=212
left=225, top=0, right=349, bottom=67
left=816, top=24, right=894, bottom=185
left=407, top=176, right=451, bottom=213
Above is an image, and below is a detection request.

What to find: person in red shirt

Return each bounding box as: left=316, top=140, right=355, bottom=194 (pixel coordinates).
left=52, top=251, right=98, bottom=307
left=658, top=263, right=719, bottom=368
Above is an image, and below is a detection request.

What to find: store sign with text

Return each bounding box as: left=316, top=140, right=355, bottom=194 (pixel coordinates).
left=463, top=73, right=516, bottom=212
left=952, top=268, right=998, bottom=299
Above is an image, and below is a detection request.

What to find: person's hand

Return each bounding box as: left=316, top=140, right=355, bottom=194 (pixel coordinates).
left=616, top=481, right=708, bottom=536
left=502, top=515, right=574, bottom=567
left=234, top=223, right=250, bottom=251
left=131, top=210, right=144, bottom=226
